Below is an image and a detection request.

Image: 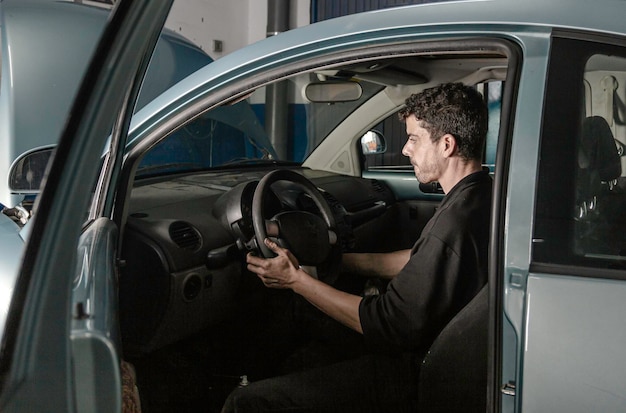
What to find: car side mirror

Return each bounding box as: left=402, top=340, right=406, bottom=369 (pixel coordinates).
left=9, top=146, right=55, bottom=194
left=360, top=130, right=386, bottom=155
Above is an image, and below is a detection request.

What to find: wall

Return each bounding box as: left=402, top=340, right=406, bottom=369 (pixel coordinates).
left=311, top=0, right=438, bottom=21
left=166, top=0, right=310, bottom=60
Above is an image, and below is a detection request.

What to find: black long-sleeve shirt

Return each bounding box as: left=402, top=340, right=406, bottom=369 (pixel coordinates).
left=359, top=170, right=492, bottom=354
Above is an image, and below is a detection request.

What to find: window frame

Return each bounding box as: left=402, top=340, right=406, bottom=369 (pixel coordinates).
left=531, top=31, right=626, bottom=281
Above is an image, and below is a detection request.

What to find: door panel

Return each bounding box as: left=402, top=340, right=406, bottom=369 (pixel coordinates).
left=71, top=218, right=121, bottom=413
left=522, top=274, right=626, bottom=412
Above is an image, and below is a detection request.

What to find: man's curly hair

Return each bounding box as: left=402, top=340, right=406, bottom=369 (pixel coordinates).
left=398, top=83, right=488, bottom=161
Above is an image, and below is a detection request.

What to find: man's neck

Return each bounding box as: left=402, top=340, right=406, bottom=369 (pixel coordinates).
left=439, top=160, right=483, bottom=194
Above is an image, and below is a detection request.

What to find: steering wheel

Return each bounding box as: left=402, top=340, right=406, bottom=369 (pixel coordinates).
left=251, top=169, right=340, bottom=283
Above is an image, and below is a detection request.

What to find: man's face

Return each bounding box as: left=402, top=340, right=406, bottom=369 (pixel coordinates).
left=402, top=116, right=444, bottom=184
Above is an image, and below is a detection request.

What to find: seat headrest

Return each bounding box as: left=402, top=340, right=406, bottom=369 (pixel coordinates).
left=581, top=116, right=621, bottom=181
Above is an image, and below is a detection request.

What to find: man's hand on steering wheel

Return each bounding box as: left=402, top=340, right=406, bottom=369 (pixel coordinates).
left=247, top=238, right=312, bottom=289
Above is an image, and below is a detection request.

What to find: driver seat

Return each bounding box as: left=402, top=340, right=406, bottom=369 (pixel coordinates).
left=416, top=285, right=488, bottom=413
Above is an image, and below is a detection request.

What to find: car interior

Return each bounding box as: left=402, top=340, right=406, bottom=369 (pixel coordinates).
left=114, top=42, right=513, bottom=412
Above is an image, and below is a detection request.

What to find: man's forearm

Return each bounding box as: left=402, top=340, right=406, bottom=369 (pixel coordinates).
left=342, top=249, right=410, bottom=279
left=292, top=269, right=364, bottom=333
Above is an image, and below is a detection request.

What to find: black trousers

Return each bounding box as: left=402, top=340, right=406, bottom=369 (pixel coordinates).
left=220, top=351, right=419, bottom=413
left=220, top=284, right=419, bottom=413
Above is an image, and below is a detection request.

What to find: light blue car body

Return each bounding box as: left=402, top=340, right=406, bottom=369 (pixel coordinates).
left=0, top=0, right=213, bottom=208
left=123, top=2, right=626, bottom=411
left=2, top=0, right=626, bottom=411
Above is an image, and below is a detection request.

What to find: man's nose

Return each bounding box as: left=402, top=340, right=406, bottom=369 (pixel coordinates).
left=402, top=141, right=410, bottom=157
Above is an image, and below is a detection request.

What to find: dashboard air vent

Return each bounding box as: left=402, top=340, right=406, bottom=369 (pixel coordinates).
left=169, top=221, right=201, bottom=251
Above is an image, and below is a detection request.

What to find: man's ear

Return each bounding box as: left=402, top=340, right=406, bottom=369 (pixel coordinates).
left=441, top=133, right=457, bottom=157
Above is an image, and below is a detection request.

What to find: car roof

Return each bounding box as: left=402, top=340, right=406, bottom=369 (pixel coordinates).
left=128, top=0, right=626, bottom=150
left=240, top=0, right=626, bottom=67
left=314, top=0, right=626, bottom=38
left=0, top=0, right=212, bottom=208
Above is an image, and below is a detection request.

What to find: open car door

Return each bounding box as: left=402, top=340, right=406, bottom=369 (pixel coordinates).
left=0, top=1, right=174, bottom=411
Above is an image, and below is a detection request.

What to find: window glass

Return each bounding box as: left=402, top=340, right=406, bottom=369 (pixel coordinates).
left=484, top=81, right=502, bottom=173
left=534, top=37, right=626, bottom=269
left=136, top=55, right=506, bottom=180
left=362, top=81, right=502, bottom=172
left=136, top=72, right=383, bottom=177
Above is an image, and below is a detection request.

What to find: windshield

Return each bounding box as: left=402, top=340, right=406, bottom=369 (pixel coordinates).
left=136, top=72, right=383, bottom=177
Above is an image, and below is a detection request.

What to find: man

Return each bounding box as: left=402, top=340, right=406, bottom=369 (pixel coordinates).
left=222, top=82, right=492, bottom=413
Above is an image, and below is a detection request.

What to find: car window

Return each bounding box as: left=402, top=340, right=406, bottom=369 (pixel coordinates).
left=362, top=80, right=502, bottom=173
left=136, top=72, right=383, bottom=176
left=533, top=36, right=626, bottom=273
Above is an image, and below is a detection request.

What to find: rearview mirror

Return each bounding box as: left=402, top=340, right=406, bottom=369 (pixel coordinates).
left=304, top=81, right=363, bottom=103
left=9, top=146, right=55, bottom=194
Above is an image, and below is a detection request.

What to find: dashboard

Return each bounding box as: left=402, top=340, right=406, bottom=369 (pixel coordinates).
left=119, top=166, right=396, bottom=355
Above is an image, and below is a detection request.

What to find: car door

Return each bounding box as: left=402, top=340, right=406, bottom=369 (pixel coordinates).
left=0, top=1, right=174, bottom=411
left=520, top=33, right=626, bottom=412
